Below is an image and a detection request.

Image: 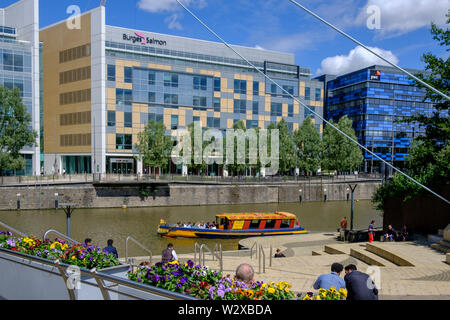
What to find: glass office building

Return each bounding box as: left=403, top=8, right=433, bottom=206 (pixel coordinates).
left=0, top=0, right=40, bottom=176
left=40, top=6, right=324, bottom=175
left=322, top=65, right=447, bottom=172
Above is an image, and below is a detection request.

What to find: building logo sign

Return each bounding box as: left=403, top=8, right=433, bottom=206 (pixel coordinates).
left=123, top=32, right=167, bottom=46
left=370, top=70, right=381, bottom=81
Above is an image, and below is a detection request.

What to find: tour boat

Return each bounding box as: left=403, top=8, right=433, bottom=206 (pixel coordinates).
left=157, top=212, right=308, bottom=238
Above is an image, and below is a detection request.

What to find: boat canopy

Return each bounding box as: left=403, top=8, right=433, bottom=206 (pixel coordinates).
left=215, top=211, right=297, bottom=221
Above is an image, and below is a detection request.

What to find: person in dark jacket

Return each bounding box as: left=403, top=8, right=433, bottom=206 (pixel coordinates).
left=103, top=239, right=118, bottom=258
left=344, top=264, right=378, bottom=300
left=161, top=243, right=175, bottom=264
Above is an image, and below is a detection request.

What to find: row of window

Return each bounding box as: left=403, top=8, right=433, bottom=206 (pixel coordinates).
left=60, top=111, right=91, bottom=126
left=59, top=66, right=91, bottom=85
left=60, top=88, right=91, bottom=105
left=59, top=44, right=91, bottom=64
left=60, top=133, right=91, bottom=147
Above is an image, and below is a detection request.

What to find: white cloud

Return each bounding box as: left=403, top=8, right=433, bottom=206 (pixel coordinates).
left=317, top=46, right=400, bottom=76
left=356, top=0, right=449, bottom=36
left=137, top=0, right=207, bottom=13
left=164, top=14, right=183, bottom=30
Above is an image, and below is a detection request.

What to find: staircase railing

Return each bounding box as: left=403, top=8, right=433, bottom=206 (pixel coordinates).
left=125, top=236, right=153, bottom=265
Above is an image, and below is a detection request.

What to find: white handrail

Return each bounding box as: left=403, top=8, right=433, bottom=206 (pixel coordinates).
left=125, top=236, right=152, bottom=265
left=43, top=229, right=80, bottom=246
left=0, top=221, right=28, bottom=238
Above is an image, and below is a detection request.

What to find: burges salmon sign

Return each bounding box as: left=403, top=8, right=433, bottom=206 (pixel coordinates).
left=123, top=32, right=167, bottom=46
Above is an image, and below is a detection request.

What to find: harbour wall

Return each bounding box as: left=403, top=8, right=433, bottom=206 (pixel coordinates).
left=0, top=181, right=381, bottom=211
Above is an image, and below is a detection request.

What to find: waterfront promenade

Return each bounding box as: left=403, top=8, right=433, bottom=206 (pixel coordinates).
left=130, top=232, right=450, bottom=299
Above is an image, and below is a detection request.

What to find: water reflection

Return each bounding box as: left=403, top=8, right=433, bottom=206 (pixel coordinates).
left=0, top=200, right=382, bottom=258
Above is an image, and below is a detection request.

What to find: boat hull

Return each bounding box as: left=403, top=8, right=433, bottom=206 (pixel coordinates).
left=157, top=226, right=308, bottom=239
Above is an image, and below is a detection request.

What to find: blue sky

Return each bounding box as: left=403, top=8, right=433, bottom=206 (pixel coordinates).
left=3, top=0, right=449, bottom=76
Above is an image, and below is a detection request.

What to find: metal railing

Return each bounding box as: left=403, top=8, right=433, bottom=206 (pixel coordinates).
left=258, top=244, right=266, bottom=274
left=42, top=229, right=81, bottom=246
left=0, top=247, right=196, bottom=300
left=194, top=242, right=223, bottom=272
left=0, top=221, right=28, bottom=238
left=250, top=241, right=258, bottom=260
left=125, top=236, right=153, bottom=265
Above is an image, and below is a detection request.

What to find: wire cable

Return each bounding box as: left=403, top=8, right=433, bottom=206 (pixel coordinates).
left=173, top=0, right=450, bottom=205
left=288, top=0, right=450, bottom=101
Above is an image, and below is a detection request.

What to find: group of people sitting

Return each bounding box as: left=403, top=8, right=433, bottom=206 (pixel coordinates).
left=174, top=221, right=218, bottom=229
left=383, top=224, right=409, bottom=242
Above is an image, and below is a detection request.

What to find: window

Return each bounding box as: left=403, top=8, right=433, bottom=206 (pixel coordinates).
left=271, top=102, right=282, bottom=117
left=252, top=101, right=259, bottom=115
left=116, top=134, right=132, bottom=150
left=280, top=219, right=291, bottom=228
left=148, top=71, right=156, bottom=85
left=148, top=112, right=163, bottom=123
left=234, top=79, right=247, bottom=94
left=305, top=106, right=315, bottom=119
left=13, top=54, right=23, bottom=72
left=315, top=88, right=321, bottom=101
left=116, top=89, right=133, bottom=105
left=253, top=81, right=259, bottom=96
left=193, top=96, right=207, bottom=107
left=171, top=115, right=179, bottom=129
left=193, top=76, right=207, bottom=90
left=207, top=117, right=220, bottom=128
left=214, top=77, right=221, bottom=91
left=2, top=53, right=13, bottom=71
left=249, top=220, right=261, bottom=229
left=124, top=112, right=132, bottom=128
left=107, top=111, right=116, bottom=127
left=288, top=104, right=294, bottom=117
left=164, top=73, right=178, bottom=87
left=124, top=67, right=132, bottom=83
left=107, top=65, right=115, bottom=81
left=246, top=120, right=258, bottom=129
left=305, top=87, right=310, bottom=100
left=234, top=99, right=247, bottom=114
left=213, top=98, right=221, bottom=112
left=271, top=84, right=277, bottom=95
left=264, top=219, right=276, bottom=229
left=148, top=92, right=156, bottom=103
left=164, top=93, right=178, bottom=105
left=282, top=85, right=294, bottom=95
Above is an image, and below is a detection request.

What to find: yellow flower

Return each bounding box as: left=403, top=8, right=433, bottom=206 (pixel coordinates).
left=302, top=295, right=311, bottom=300
left=261, top=283, right=267, bottom=289
left=71, top=256, right=76, bottom=260
left=284, top=288, right=290, bottom=293
left=246, top=290, right=254, bottom=299
left=168, top=260, right=179, bottom=265
left=329, top=286, right=337, bottom=293
left=339, top=288, right=347, bottom=297
left=315, top=295, right=321, bottom=300
left=318, top=288, right=327, bottom=293
left=268, top=288, right=275, bottom=294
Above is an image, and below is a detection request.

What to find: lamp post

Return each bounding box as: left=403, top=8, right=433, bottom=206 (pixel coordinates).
left=60, top=203, right=76, bottom=237
left=348, top=184, right=358, bottom=231
left=16, top=193, right=21, bottom=210
left=299, top=189, right=302, bottom=202
left=323, top=188, right=327, bottom=201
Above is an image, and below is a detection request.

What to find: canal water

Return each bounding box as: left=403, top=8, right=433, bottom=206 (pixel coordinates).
left=0, top=200, right=382, bottom=258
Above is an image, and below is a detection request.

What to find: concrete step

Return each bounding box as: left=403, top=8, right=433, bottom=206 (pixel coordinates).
left=437, top=240, right=450, bottom=249
left=428, top=234, right=443, bottom=245
left=350, top=248, right=396, bottom=267
left=366, top=243, right=415, bottom=266
left=324, top=245, right=348, bottom=255
left=431, top=243, right=450, bottom=254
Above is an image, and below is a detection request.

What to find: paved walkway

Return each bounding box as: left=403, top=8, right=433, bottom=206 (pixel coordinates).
left=128, top=232, right=450, bottom=299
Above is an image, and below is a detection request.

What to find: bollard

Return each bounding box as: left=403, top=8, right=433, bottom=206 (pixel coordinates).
left=347, top=193, right=350, bottom=201
left=17, top=200, right=20, bottom=210
left=324, top=194, right=327, bottom=201
left=55, top=200, right=59, bottom=209
left=299, top=195, right=302, bottom=202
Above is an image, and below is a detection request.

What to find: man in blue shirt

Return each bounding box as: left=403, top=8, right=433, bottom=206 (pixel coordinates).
left=313, top=263, right=346, bottom=290
left=103, top=239, right=118, bottom=258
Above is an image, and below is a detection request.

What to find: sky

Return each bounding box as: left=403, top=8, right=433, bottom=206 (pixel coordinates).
left=3, top=0, right=449, bottom=77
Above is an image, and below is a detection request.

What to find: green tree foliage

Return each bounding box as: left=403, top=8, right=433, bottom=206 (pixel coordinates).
left=321, top=116, right=363, bottom=172
left=294, top=116, right=321, bottom=174
left=0, top=86, right=37, bottom=174
left=135, top=120, right=173, bottom=173
left=373, top=13, right=450, bottom=210
left=268, top=119, right=296, bottom=175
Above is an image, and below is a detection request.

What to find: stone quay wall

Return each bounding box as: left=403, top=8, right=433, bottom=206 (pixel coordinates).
left=0, top=181, right=381, bottom=211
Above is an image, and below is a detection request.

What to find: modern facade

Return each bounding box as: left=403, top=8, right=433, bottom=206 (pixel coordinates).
left=40, top=6, right=324, bottom=175
left=0, top=0, right=40, bottom=176
left=320, top=65, right=447, bottom=172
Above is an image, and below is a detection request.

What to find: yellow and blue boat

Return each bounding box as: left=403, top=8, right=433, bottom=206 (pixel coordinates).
left=157, top=211, right=308, bottom=239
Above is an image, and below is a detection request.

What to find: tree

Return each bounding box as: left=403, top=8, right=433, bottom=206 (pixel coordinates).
left=0, top=86, right=37, bottom=175
left=267, top=119, right=296, bottom=175
left=294, top=116, right=321, bottom=174
left=373, top=13, right=450, bottom=210
left=135, top=120, right=173, bottom=174
left=321, top=116, right=363, bottom=173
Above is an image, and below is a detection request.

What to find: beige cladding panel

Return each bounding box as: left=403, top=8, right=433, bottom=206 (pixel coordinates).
left=40, top=13, right=92, bottom=155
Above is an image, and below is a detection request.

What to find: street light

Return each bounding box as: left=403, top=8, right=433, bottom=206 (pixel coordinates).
left=60, top=203, right=76, bottom=237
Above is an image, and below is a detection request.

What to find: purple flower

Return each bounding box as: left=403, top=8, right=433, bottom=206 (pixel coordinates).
left=217, top=289, right=225, bottom=298
left=6, top=238, right=16, bottom=247
left=186, top=260, right=194, bottom=268
left=176, top=283, right=182, bottom=289
left=137, top=277, right=141, bottom=282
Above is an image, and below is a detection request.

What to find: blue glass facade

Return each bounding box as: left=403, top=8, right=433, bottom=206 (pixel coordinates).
left=324, top=65, right=447, bottom=171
